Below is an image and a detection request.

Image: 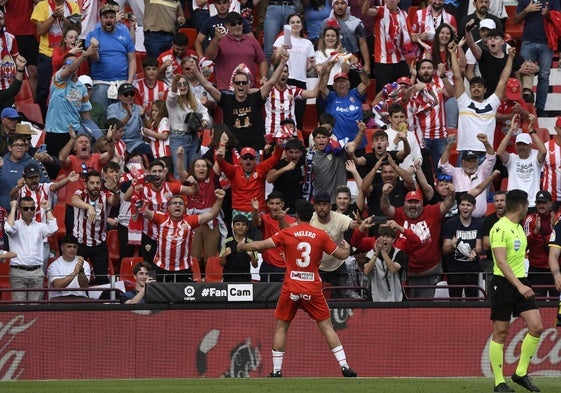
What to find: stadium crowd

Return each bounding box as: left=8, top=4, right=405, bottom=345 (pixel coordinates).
left=0, top=0, right=560, bottom=304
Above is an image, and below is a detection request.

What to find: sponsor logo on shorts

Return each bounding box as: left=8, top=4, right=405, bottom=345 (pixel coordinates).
left=290, top=271, right=314, bottom=281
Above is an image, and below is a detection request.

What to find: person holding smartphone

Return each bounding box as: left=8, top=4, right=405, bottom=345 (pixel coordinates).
left=120, top=261, right=156, bottom=304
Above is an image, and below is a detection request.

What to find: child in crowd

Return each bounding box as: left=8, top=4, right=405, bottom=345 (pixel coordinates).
left=141, top=100, right=171, bottom=170
left=219, top=214, right=258, bottom=282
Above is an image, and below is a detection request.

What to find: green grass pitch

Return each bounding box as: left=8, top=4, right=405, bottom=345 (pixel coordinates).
left=0, top=377, right=559, bottom=393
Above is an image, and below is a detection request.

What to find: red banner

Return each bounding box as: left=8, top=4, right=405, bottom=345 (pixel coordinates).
left=0, top=308, right=558, bottom=380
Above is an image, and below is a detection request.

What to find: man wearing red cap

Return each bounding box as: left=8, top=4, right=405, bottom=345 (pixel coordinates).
left=381, top=184, right=456, bottom=298
left=215, top=144, right=284, bottom=220
left=542, top=117, right=561, bottom=211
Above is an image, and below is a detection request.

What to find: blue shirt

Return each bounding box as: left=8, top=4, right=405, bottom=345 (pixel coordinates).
left=517, top=0, right=561, bottom=43
left=45, top=70, right=91, bottom=133
left=325, top=87, right=367, bottom=148
left=86, top=24, right=135, bottom=81
left=0, top=154, right=48, bottom=210
left=106, top=102, right=144, bottom=152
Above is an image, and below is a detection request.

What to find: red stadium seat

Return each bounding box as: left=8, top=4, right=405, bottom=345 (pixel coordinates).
left=15, top=79, right=34, bottom=104
left=178, top=27, right=197, bottom=50
left=120, top=257, right=143, bottom=283
left=17, top=103, right=44, bottom=126
left=0, top=259, right=11, bottom=301
left=107, top=230, right=120, bottom=274
left=205, top=256, right=223, bottom=282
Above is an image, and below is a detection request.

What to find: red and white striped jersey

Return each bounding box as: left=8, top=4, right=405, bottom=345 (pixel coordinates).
left=410, top=7, right=457, bottom=45
left=142, top=182, right=182, bottom=239
left=542, top=139, right=561, bottom=202
left=17, top=182, right=53, bottom=222
left=113, top=139, right=127, bottom=168
left=134, top=78, right=168, bottom=112
left=373, top=6, right=412, bottom=64
left=73, top=189, right=112, bottom=247
left=265, top=85, right=303, bottom=135
left=148, top=117, right=171, bottom=158
left=151, top=211, right=200, bottom=271
left=408, top=77, right=447, bottom=140
left=0, top=31, right=19, bottom=91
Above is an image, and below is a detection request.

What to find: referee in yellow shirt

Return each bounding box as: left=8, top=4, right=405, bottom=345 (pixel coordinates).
left=489, top=189, right=543, bottom=393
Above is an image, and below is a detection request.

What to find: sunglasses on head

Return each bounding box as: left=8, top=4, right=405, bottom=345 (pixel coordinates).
left=233, top=80, right=248, bottom=86
left=437, top=174, right=453, bottom=182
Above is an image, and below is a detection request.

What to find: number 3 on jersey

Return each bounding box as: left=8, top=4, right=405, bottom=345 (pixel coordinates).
left=296, top=242, right=311, bottom=267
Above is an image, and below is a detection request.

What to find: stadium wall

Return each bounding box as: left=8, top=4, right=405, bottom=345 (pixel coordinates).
left=0, top=307, right=559, bottom=380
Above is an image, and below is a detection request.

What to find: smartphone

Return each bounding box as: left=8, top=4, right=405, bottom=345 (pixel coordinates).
left=148, top=270, right=157, bottom=280
left=371, top=216, right=388, bottom=224
left=144, top=174, right=158, bottom=183
left=37, top=144, right=47, bottom=154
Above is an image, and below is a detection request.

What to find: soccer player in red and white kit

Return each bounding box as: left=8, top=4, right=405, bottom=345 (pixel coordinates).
left=238, top=200, right=357, bottom=378
left=142, top=189, right=225, bottom=282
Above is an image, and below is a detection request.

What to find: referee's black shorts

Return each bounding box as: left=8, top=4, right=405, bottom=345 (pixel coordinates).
left=489, top=275, right=538, bottom=322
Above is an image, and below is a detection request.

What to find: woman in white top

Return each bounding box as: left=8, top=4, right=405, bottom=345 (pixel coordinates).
left=272, top=13, right=315, bottom=129
left=166, top=74, right=211, bottom=177
left=314, top=26, right=343, bottom=89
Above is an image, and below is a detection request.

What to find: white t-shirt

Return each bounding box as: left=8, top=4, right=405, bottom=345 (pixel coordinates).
left=384, top=127, right=423, bottom=170
left=274, top=35, right=315, bottom=83
left=457, top=92, right=500, bottom=152
left=315, top=49, right=342, bottom=86
left=310, top=211, right=352, bottom=272
left=504, top=151, right=543, bottom=207
left=47, top=257, right=91, bottom=299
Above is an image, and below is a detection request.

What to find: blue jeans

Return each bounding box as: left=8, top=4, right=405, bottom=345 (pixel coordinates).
left=144, top=31, right=174, bottom=59
left=520, top=41, right=553, bottom=111
left=424, top=137, right=448, bottom=175
left=170, top=133, right=201, bottom=177
left=36, top=53, right=52, bottom=117
left=263, top=4, right=296, bottom=63
left=90, top=84, right=116, bottom=109
left=445, top=97, right=458, bottom=129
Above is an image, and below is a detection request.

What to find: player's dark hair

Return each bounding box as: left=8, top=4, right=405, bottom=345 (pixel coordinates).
left=505, top=189, right=528, bottom=213
left=295, top=199, right=314, bottom=222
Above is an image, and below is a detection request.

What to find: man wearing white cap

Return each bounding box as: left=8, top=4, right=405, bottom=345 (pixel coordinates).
left=464, top=18, right=496, bottom=81
left=496, top=113, right=546, bottom=209
left=459, top=0, right=503, bottom=42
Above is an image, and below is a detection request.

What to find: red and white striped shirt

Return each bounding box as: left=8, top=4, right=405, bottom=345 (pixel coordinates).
left=0, top=30, right=19, bottom=91
left=17, top=183, right=53, bottom=222
left=142, top=181, right=182, bottom=239
left=373, top=6, right=412, bottom=64
left=134, top=78, right=168, bottom=112
left=73, top=189, right=112, bottom=247
left=151, top=211, right=200, bottom=271
left=147, top=117, right=171, bottom=158
left=265, top=85, right=304, bottom=135
left=542, top=139, right=561, bottom=202
left=411, top=6, right=457, bottom=47
left=408, top=77, right=447, bottom=140
left=113, top=139, right=127, bottom=168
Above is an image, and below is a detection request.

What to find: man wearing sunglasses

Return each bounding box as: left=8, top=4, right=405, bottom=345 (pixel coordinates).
left=205, top=11, right=268, bottom=92
left=5, top=197, right=57, bottom=302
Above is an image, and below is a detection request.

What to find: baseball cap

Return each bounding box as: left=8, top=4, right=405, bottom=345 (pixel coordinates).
left=479, top=19, right=496, bottom=30
left=396, top=76, right=412, bottom=86
left=23, top=164, right=40, bottom=177
left=99, top=2, right=118, bottom=15
left=1, top=107, right=20, bottom=119
left=535, top=190, right=552, bottom=203
left=515, top=133, right=532, bottom=145
left=118, top=83, right=136, bottom=95
left=15, top=123, right=37, bottom=135
left=333, top=72, right=349, bottom=81
left=462, top=151, right=478, bottom=160
left=240, top=147, right=256, bottom=157
left=78, top=75, right=93, bottom=88
left=555, top=116, right=561, bottom=128
left=405, top=191, right=422, bottom=202
left=232, top=214, right=249, bottom=224
left=226, top=11, right=243, bottom=24
left=313, top=192, right=331, bottom=203
left=505, top=78, right=522, bottom=102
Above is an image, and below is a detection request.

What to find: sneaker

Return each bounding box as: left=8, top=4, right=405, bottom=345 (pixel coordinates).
left=341, top=366, right=357, bottom=377
left=268, top=371, right=282, bottom=378
left=512, top=373, right=540, bottom=392
left=493, top=382, right=515, bottom=392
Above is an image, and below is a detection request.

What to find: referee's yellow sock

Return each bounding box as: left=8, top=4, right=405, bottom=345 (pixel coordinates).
left=515, top=333, right=540, bottom=376
left=489, top=340, right=505, bottom=386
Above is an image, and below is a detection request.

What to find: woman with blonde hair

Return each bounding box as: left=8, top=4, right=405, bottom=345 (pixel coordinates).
left=166, top=73, right=211, bottom=176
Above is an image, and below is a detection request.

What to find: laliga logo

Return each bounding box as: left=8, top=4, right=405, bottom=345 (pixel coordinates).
left=481, top=326, right=561, bottom=377
left=184, top=286, right=195, bottom=297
